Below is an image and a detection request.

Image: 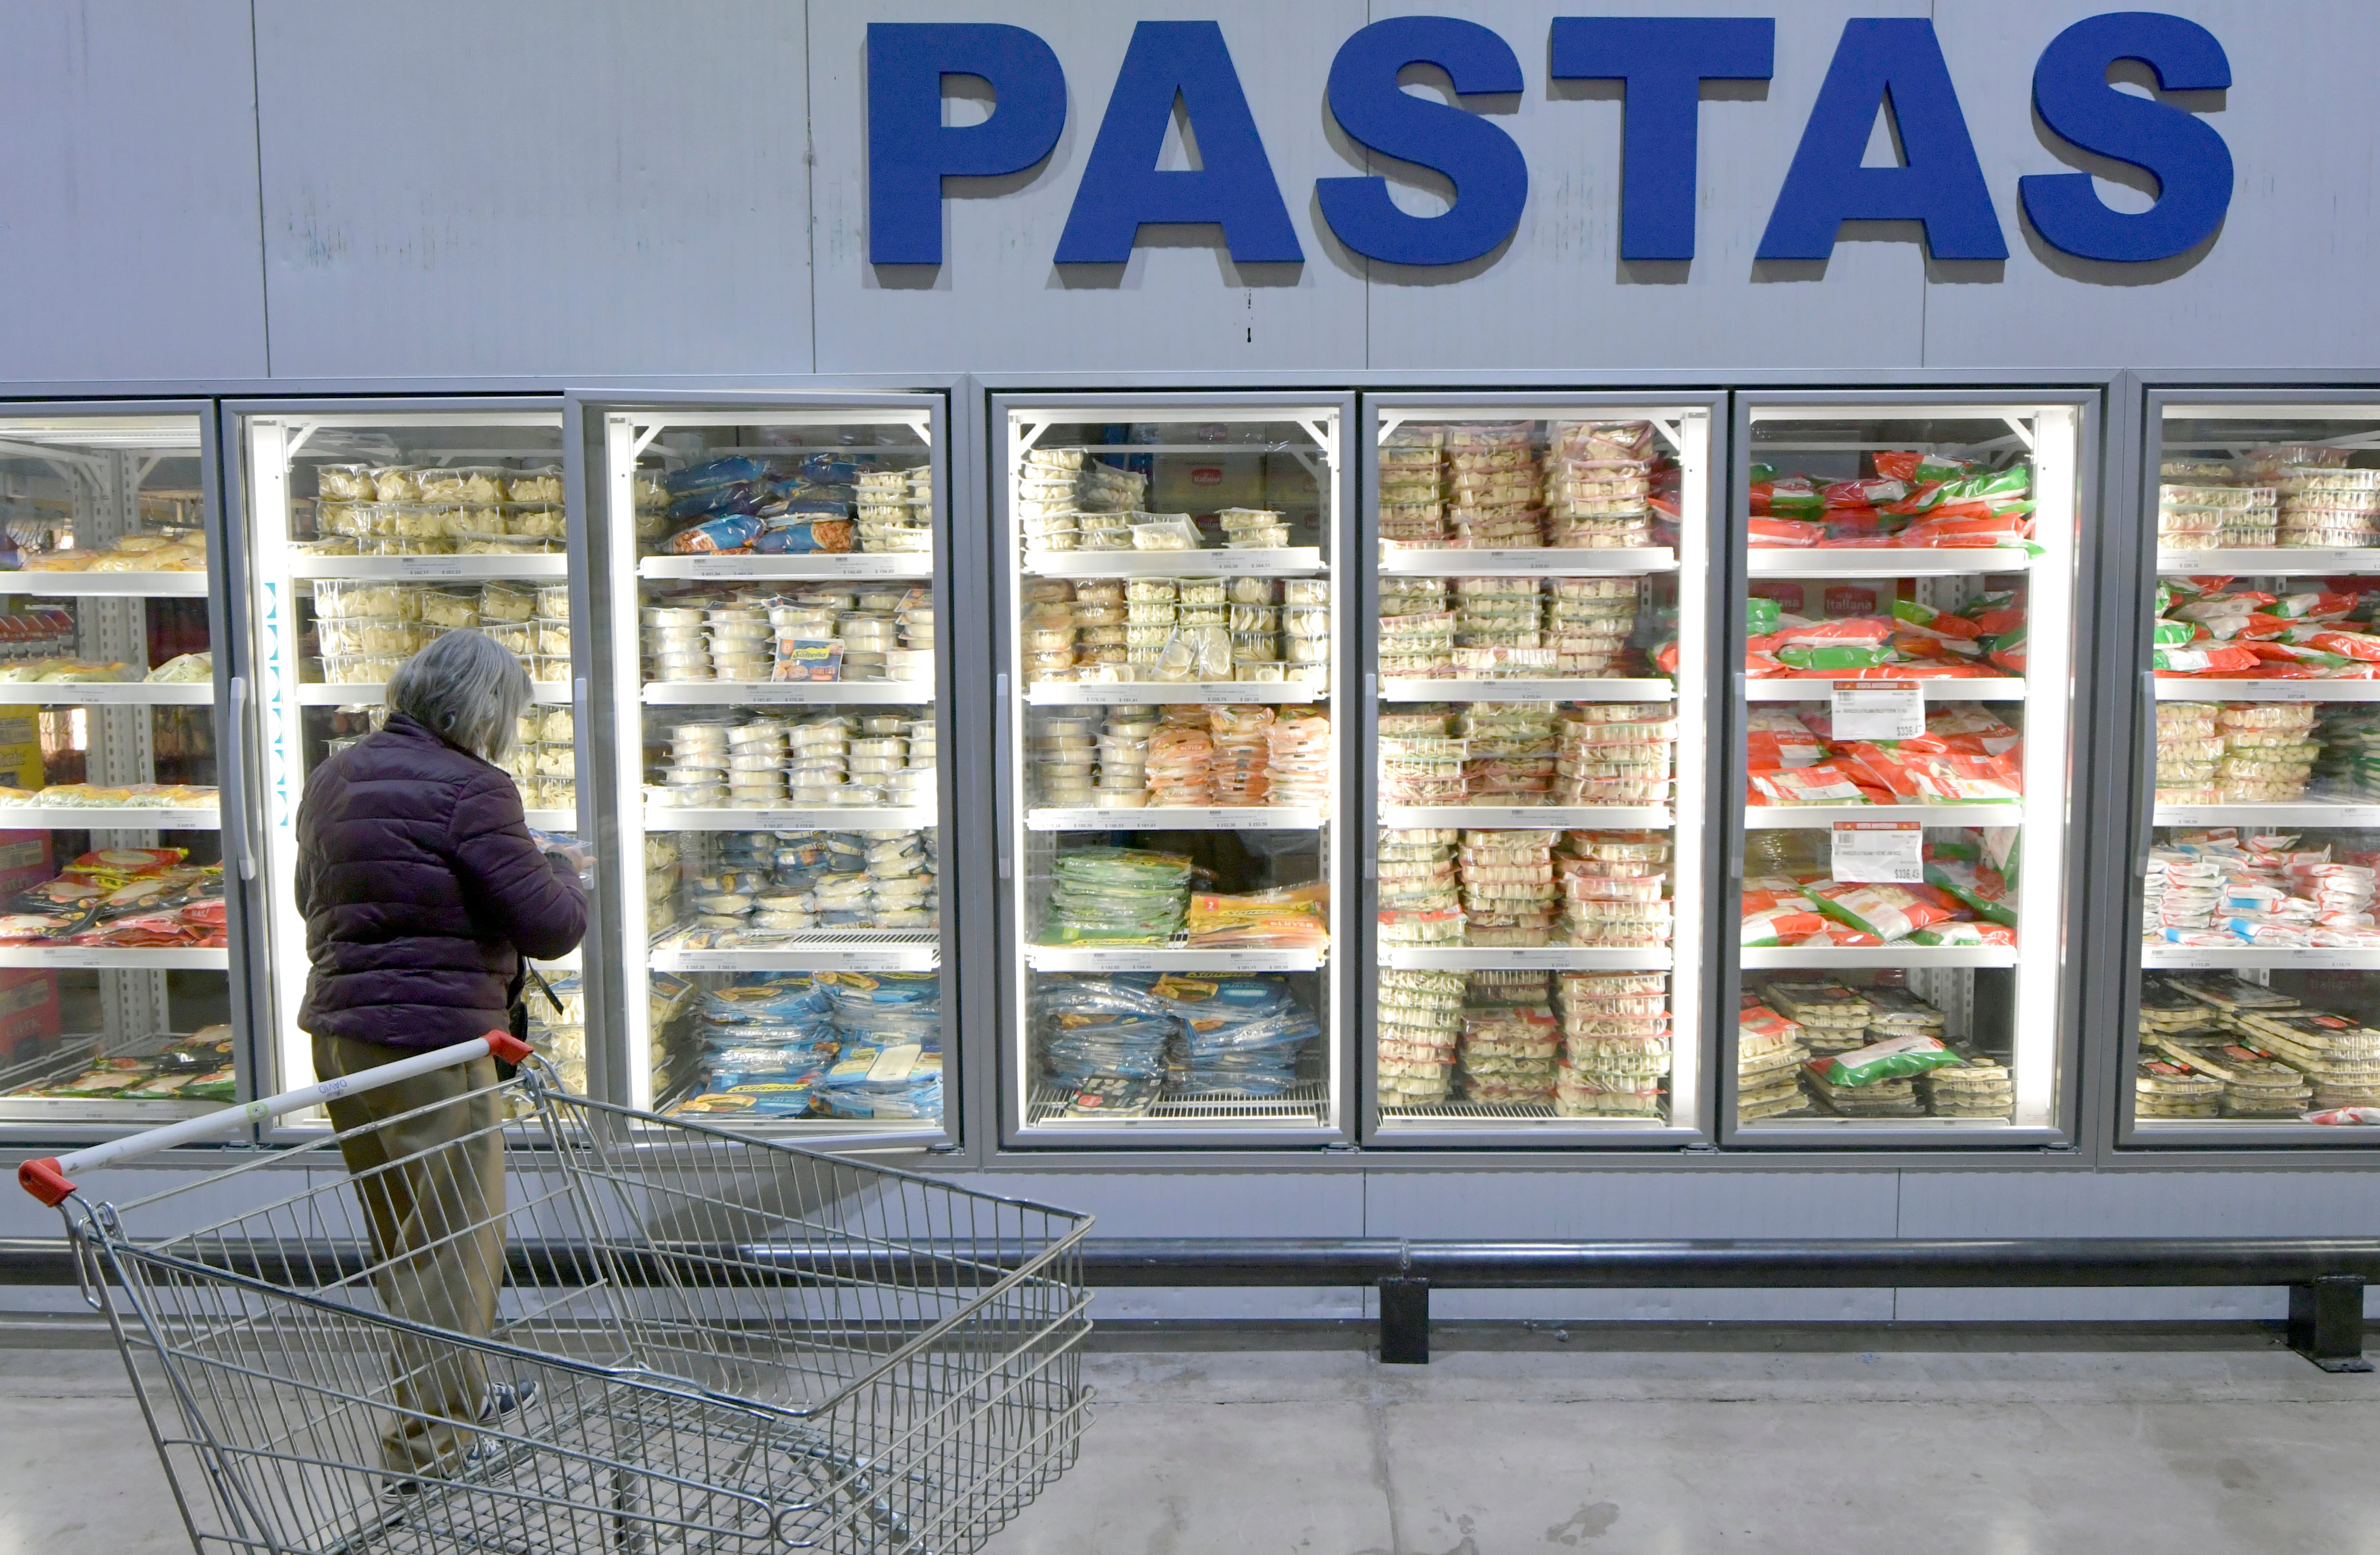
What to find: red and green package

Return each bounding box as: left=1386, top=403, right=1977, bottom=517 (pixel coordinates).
left=1741, top=907, right=1829, bottom=946
left=1806, top=1035, right=1965, bottom=1087
left=1985, top=626, right=2028, bottom=672
left=1741, top=887, right=1817, bottom=915
left=2153, top=619, right=2205, bottom=647
left=1908, top=922, right=2016, bottom=947
left=1748, top=762, right=1871, bottom=806
left=2309, top=629, right=2380, bottom=662
left=1911, top=706, right=2021, bottom=758
left=2269, top=591, right=2358, bottom=620
left=1892, top=598, right=1984, bottom=641
left=1776, top=643, right=1900, bottom=671
left=1891, top=633, right=1984, bottom=662
left=1924, top=858, right=2017, bottom=926
left=1738, top=1003, right=1804, bottom=1041
left=1751, top=476, right=1825, bottom=519
left=1936, top=467, right=2032, bottom=503
left=1872, top=451, right=1973, bottom=485
left=1964, top=589, right=2027, bottom=636
left=1900, top=512, right=2036, bottom=548
left=2151, top=643, right=2258, bottom=674
left=1749, top=516, right=1823, bottom=547
left=1821, top=477, right=1912, bottom=508
left=1791, top=927, right=1885, bottom=947
left=1809, top=882, right=1962, bottom=941
left=1772, top=616, right=1894, bottom=648
left=1746, top=596, right=1783, bottom=635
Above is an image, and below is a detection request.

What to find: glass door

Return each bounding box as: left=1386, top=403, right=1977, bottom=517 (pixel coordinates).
left=577, top=393, right=950, bottom=1140
left=1359, top=395, right=1718, bottom=1145
left=235, top=403, right=587, bottom=1098
left=0, top=408, right=239, bottom=1133
left=2127, top=393, right=2380, bottom=1145
left=1726, top=393, right=2091, bottom=1144
left=994, top=395, right=1350, bottom=1146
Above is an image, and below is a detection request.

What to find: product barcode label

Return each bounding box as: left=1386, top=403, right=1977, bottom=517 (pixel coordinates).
left=1829, top=681, right=1925, bottom=741
left=1831, top=821, right=1924, bottom=884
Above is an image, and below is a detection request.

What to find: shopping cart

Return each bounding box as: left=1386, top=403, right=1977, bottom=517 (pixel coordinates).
left=17, top=1031, right=1094, bottom=1554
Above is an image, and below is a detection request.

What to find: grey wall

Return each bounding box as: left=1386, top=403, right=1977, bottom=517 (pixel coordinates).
left=2, top=0, right=2372, bottom=383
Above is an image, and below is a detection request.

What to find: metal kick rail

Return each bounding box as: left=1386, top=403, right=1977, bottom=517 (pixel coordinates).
left=4, top=1230, right=2372, bottom=1371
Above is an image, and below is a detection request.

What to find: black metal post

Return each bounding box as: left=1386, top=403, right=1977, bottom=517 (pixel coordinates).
left=2288, top=1275, right=2372, bottom=1373
left=1379, top=1276, right=1430, bottom=1365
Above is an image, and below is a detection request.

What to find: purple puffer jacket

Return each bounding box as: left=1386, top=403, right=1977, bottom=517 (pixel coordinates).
left=295, top=714, right=586, bottom=1050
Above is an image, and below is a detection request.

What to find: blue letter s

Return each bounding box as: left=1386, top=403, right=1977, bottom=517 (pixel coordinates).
left=1315, top=18, right=1528, bottom=267
left=2020, top=12, right=2232, bottom=263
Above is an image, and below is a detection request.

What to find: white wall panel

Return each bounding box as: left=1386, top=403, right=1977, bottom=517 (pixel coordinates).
left=1359, top=0, right=1930, bottom=373
left=952, top=1170, right=1365, bottom=1238
left=808, top=0, right=1369, bottom=373
left=1898, top=1169, right=2380, bottom=1238
left=1363, top=1170, right=1901, bottom=1240
left=1928, top=0, right=2380, bottom=369
left=0, top=0, right=267, bottom=381
left=252, top=0, right=814, bottom=379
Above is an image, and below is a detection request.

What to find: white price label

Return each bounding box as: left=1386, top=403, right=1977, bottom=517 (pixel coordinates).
left=396, top=556, right=468, bottom=578
left=1832, top=821, right=1924, bottom=884
left=1096, top=953, right=1160, bottom=971
left=1829, top=681, right=1925, bottom=741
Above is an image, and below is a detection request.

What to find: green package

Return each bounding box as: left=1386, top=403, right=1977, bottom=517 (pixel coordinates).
left=1810, top=1035, right=1966, bottom=1087
left=1746, top=597, right=1782, bottom=635
left=1775, top=643, right=1898, bottom=670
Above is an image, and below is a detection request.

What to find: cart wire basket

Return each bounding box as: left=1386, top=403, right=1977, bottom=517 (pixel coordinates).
left=17, top=1031, right=1095, bottom=1554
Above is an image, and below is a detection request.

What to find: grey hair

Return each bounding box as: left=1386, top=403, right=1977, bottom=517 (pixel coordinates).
left=385, top=629, right=533, bottom=763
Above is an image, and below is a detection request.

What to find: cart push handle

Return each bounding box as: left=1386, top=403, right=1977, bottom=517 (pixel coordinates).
left=17, top=1030, right=534, bottom=1208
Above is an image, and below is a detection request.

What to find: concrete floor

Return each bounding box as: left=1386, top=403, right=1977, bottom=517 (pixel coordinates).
left=6, top=1330, right=2378, bottom=1554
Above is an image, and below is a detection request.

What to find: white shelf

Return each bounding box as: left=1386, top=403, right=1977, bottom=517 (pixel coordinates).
left=1747, top=549, right=2034, bottom=578
left=651, top=933, right=939, bottom=974
left=642, top=680, right=932, bottom=707
left=1023, top=548, right=1321, bottom=578
left=646, top=806, right=935, bottom=832
left=0, top=682, right=211, bottom=706
left=1382, top=805, right=1671, bottom=829
left=3, top=571, right=208, bottom=597
left=1747, top=680, right=2026, bottom=702
left=293, top=555, right=569, bottom=581
left=1380, top=678, right=1673, bottom=703
left=2156, top=548, right=2380, bottom=577
left=1024, top=944, right=1325, bottom=974
left=1025, top=681, right=1323, bottom=707
left=0, top=946, right=228, bottom=970
left=2155, top=680, right=2380, bottom=703
left=1378, top=546, right=1676, bottom=576
left=302, top=680, right=573, bottom=706
left=639, top=553, right=933, bottom=581
left=1028, top=805, right=1320, bottom=832
left=1386, top=947, right=1673, bottom=972
left=1742, top=945, right=2018, bottom=970
left=0, top=807, right=218, bottom=830
left=2143, top=945, right=2380, bottom=971
left=521, top=809, right=580, bottom=831
left=2156, top=803, right=2380, bottom=828
left=1744, top=804, right=2023, bottom=829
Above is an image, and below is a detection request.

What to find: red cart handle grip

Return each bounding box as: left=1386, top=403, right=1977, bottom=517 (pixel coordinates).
left=19, top=1158, right=73, bottom=1208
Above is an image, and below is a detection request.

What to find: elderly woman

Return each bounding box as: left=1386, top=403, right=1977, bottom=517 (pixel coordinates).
left=295, top=628, right=586, bottom=1483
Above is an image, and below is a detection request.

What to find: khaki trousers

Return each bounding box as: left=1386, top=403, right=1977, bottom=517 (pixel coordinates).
left=313, top=1034, right=507, bottom=1476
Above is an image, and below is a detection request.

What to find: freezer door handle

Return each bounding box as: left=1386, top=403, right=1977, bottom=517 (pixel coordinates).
left=995, top=672, right=1013, bottom=881
left=229, top=675, right=258, bottom=881
left=2136, top=669, right=2156, bottom=877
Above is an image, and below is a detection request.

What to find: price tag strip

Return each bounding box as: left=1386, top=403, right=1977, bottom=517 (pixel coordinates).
left=1832, top=820, right=1924, bottom=884
left=1829, top=679, right=1925, bottom=741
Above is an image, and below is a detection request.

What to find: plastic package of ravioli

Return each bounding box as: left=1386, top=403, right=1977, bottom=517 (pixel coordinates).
left=1805, top=1034, right=1964, bottom=1087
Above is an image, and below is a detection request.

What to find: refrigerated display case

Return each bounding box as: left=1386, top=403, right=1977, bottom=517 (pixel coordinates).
left=577, top=393, right=951, bottom=1137
left=995, top=396, right=1349, bottom=1146
left=1726, top=394, right=2090, bottom=1144
left=0, top=409, right=239, bottom=1131
left=1358, top=396, right=1718, bottom=1145
left=233, top=403, right=588, bottom=1097
left=2125, top=392, right=2380, bottom=1145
